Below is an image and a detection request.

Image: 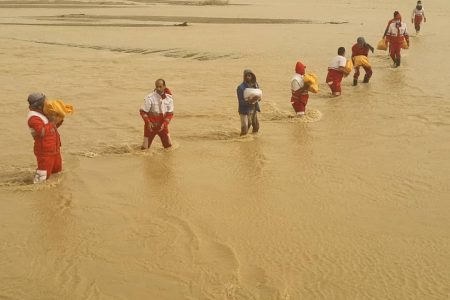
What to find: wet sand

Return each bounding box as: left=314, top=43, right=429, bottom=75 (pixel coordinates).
left=1, top=0, right=450, bottom=299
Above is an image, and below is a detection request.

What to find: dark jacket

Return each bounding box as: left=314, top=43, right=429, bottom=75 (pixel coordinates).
left=236, top=82, right=261, bottom=115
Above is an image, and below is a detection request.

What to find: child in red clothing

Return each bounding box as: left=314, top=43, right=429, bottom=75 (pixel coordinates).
left=326, top=47, right=347, bottom=96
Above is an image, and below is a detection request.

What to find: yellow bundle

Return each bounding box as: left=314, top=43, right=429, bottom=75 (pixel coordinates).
left=401, top=38, right=409, bottom=49
left=43, top=99, right=74, bottom=119
left=344, top=59, right=353, bottom=75
left=377, top=39, right=388, bottom=51
left=304, top=73, right=319, bottom=94
left=353, top=55, right=371, bottom=68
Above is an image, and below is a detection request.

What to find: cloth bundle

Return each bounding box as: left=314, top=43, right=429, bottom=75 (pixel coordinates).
left=243, top=88, right=262, bottom=103
left=43, top=99, right=74, bottom=119
left=401, top=38, right=409, bottom=49
left=303, top=73, right=319, bottom=94
left=344, top=59, right=353, bottom=75
left=377, top=39, right=388, bottom=50
left=353, top=55, right=371, bottom=68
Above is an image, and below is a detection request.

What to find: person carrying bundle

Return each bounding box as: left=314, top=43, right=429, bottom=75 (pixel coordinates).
left=351, top=37, right=374, bottom=86
left=237, top=69, right=261, bottom=135
left=386, top=12, right=409, bottom=67
left=326, top=47, right=347, bottom=97
left=291, top=61, right=311, bottom=116
left=27, top=93, right=71, bottom=183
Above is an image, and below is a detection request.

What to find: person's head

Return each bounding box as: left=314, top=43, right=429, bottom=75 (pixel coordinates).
left=27, top=92, right=46, bottom=110
left=416, top=3, right=422, bottom=10
left=357, top=37, right=366, bottom=47
left=243, top=69, right=256, bottom=84
left=394, top=11, right=401, bottom=20
left=338, top=47, right=346, bottom=56
left=154, top=78, right=166, bottom=95
left=295, top=61, right=306, bottom=75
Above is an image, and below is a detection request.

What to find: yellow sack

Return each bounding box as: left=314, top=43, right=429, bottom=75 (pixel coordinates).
left=344, top=59, right=353, bottom=75
left=353, top=55, right=371, bottom=68
left=304, top=73, right=319, bottom=94
left=401, top=38, right=409, bottom=49
left=43, top=99, right=74, bottom=119
left=377, top=38, right=388, bottom=51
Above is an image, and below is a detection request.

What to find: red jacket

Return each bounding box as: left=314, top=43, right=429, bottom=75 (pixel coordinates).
left=28, top=109, right=62, bottom=156
left=351, top=44, right=370, bottom=58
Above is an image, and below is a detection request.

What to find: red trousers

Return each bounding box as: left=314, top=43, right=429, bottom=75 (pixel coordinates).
left=354, top=66, right=372, bottom=81
left=326, top=69, right=344, bottom=94
left=37, top=153, right=62, bottom=179
left=389, top=43, right=401, bottom=62
left=414, top=15, right=423, bottom=31
left=144, top=124, right=172, bottom=148
left=291, top=94, right=309, bottom=113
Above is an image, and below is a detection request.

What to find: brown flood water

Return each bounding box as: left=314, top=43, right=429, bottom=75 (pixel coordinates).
left=0, top=0, right=449, bottom=299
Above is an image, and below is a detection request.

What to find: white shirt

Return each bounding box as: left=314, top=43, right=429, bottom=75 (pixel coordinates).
left=412, top=8, right=425, bottom=18
left=291, top=74, right=304, bottom=92
left=141, top=91, right=174, bottom=115
left=387, top=21, right=408, bottom=38
left=329, top=55, right=347, bottom=70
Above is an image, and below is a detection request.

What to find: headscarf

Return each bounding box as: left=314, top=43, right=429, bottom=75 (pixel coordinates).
left=295, top=61, right=306, bottom=75
left=357, top=37, right=366, bottom=47
left=27, top=92, right=46, bottom=109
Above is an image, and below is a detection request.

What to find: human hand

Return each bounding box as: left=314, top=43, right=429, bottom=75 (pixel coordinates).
left=159, top=121, right=168, bottom=132
left=147, top=122, right=157, bottom=131
left=411, top=19, right=414, bottom=23
left=424, top=18, right=426, bottom=23
left=48, top=113, right=62, bottom=124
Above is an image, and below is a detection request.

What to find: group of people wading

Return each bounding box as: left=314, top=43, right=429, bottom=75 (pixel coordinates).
left=26, top=2, right=428, bottom=183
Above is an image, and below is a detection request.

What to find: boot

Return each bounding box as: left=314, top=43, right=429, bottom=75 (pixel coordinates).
left=353, top=78, right=358, bottom=86
left=396, top=57, right=401, bottom=67
left=362, top=76, right=369, bottom=83
left=33, top=170, right=47, bottom=184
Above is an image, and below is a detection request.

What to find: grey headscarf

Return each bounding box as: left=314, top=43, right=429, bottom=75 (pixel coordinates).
left=357, top=37, right=366, bottom=46
left=27, top=92, right=46, bottom=109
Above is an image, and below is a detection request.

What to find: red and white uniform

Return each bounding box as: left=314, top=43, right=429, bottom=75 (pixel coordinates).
left=27, top=109, right=62, bottom=181
left=291, top=62, right=309, bottom=114
left=412, top=8, right=425, bottom=32
left=326, top=55, right=346, bottom=94
left=386, top=20, right=409, bottom=62
left=139, top=88, right=174, bottom=149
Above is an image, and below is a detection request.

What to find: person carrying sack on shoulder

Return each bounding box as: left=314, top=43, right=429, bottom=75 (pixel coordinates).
left=237, top=69, right=261, bottom=136
left=386, top=12, right=409, bottom=67
left=27, top=93, right=64, bottom=183
left=351, top=37, right=374, bottom=86
left=140, top=79, right=174, bottom=149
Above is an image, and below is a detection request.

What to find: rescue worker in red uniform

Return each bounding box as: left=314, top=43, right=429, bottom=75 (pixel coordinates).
left=27, top=93, right=64, bottom=183
left=382, top=11, right=400, bottom=54
left=411, top=1, right=426, bottom=34
left=386, top=12, right=409, bottom=67
left=290, top=61, right=309, bottom=116
left=140, top=79, right=174, bottom=149
left=351, top=37, right=374, bottom=86
left=326, top=47, right=347, bottom=96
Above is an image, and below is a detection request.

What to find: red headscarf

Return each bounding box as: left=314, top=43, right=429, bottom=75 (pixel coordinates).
left=295, top=61, right=306, bottom=75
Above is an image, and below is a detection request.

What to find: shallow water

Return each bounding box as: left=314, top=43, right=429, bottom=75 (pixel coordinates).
left=1, top=0, right=449, bottom=299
